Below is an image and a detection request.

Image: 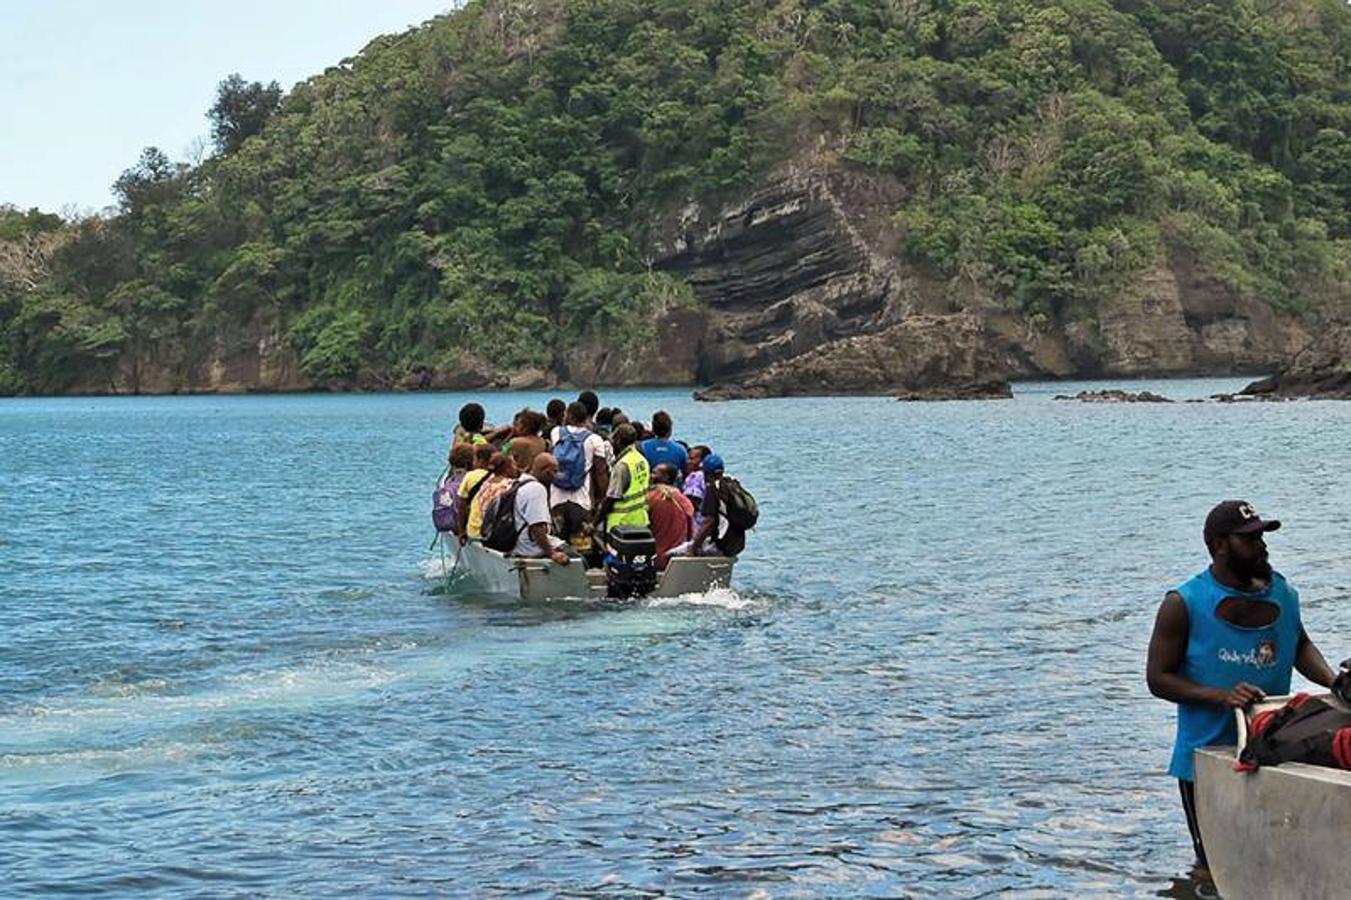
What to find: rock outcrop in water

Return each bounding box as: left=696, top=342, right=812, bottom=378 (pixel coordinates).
left=1054, top=389, right=1173, bottom=403
left=1237, top=324, right=1351, bottom=400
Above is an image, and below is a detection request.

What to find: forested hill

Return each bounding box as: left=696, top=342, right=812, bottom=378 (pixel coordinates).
left=3, top=0, right=1350, bottom=397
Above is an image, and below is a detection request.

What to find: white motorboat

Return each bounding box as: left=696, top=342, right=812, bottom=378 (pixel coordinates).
left=442, top=537, right=735, bottom=602
left=1194, top=694, right=1351, bottom=900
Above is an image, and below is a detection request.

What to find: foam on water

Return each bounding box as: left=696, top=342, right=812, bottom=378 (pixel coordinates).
left=0, top=740, right=206, bottom=776
left=642, top=586, right=753, bottom=611
left=0, top=656, right=405, bottom=747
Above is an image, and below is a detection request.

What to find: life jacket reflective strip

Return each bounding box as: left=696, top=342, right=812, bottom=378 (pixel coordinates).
left=607, top=447, right=650, bottom=529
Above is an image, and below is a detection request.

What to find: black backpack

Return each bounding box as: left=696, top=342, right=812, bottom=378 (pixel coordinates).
left=718, top=476, right=758, bottom=530
left=1238, top=693, right=1351, bottom=771
left=481, top=482, right=528, bottom=553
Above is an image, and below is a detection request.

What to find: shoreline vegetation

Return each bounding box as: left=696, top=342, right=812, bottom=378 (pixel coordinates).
left=3, top=0, right=1350, bottom=400
left=0, top=370, right=1308, bottom=403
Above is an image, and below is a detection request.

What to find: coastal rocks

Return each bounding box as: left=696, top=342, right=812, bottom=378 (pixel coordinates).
left=654, top=164, right=1316, bottom=400
left=558, top=306, right=706, bottom=386
left=693, top=313, right=1016, bottom=401
left=1093, top=261, right=1195, bottom=374
left=1236, top=324, right=1351, bottom=399
left=1089, top=254, right=1308, bottom=377
left=1054, top=389, right=1173, bottom=403
left=651, top=167, right=913, bottom=385
left=897, top=382, right=1012, bottom=401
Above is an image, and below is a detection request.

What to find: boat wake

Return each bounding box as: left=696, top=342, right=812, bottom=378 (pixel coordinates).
left=642, top=586, right=754, bottom=611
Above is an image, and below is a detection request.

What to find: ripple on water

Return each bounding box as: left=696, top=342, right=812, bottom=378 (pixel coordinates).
left=2, top=382, right=1342, bottom=896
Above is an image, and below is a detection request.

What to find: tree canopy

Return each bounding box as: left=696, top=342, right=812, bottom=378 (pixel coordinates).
left=2, top=0, right=1349, bottom=394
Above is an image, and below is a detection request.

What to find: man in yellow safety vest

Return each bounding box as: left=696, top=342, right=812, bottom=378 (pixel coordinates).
left=593, top=423, right=650, bottom=534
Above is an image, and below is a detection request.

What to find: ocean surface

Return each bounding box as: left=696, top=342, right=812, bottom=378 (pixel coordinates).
left=4, top=380, right=1350, bottom=897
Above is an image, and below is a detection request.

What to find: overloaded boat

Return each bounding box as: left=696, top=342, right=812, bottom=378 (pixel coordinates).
left=441, top=532, right=735, bottom=602
left=433, top=396, right=752, bottom=602
left=1194, top=694, right=1351, bottom=900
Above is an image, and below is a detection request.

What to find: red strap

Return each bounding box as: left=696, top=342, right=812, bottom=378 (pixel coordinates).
left=1335, top=729, right=1351, bottom=769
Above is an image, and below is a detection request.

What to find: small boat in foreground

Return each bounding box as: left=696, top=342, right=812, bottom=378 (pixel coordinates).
left=442, top=536, right=735, bottom=602
left=1194, top=695, right=1351, bottom=900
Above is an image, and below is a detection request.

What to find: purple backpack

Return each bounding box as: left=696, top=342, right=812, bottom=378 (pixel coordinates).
left=432, top=473, right=464, bottom=532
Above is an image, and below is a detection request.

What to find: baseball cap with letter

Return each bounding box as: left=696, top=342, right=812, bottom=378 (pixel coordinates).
left=1203, top=500, right=1281, bottom=546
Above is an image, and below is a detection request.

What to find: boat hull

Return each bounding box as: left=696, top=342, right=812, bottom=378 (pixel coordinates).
left=1194, top=696, right=1351, bottom=900
left=443, top=537, right=734, bottom=602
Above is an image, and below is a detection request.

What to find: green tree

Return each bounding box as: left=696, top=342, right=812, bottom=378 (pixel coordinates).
left=208, top=74, right=284, bottom=155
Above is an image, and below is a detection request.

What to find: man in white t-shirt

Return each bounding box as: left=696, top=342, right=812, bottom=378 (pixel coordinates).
left=548, top=401, right=610, bottom=543
left=511, top=454, right=574, bottom=563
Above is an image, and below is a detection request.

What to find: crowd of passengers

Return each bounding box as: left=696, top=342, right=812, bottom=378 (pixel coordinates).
left=437, top=390, right=749, bottom=568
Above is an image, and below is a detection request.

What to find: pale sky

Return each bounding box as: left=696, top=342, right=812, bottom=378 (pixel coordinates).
left=2, top=1, right=455, bottom=214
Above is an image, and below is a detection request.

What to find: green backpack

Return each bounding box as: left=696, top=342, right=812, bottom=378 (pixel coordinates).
left=719, top=477, right=759, bottom=530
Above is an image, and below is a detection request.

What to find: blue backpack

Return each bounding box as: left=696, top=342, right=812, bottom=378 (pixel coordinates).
left=553, top=428, right=590, bottom=491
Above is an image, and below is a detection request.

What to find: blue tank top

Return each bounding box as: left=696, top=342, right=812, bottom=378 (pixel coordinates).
left=1168, top=568, right=1302, bottom=781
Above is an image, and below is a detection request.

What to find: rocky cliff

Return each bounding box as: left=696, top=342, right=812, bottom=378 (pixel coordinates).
left=1240, top=324, right=1351, bottom=399
left=641, top=166, right=1311, bottom=400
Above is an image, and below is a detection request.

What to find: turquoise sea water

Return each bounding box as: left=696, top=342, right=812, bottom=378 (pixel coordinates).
left=4, top=381, right=1351, bottom=896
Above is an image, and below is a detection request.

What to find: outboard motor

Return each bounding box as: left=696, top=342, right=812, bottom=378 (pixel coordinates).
left=603, top=526, right=658, bottom=599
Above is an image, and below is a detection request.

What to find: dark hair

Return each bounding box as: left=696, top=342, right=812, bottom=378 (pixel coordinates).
left=449, top=443, right=475, bottom=469
left=458, top=402, right=485, bottom=432
left=690, top=444, right=711, bottom=459
left=611, top=412, right=630, bottom=428
left=651, top=410, right=672, bottom=438
left=473, top=443, right=495, bottom=466
left=652, top=463, right=678, bottom=485
left=546, top=398, right=566, bottom=423
left=527, top=409, right=548, bottom=436
left=514, top=408, right=547, bottom=436
left=612, top=423, right=638, bottom=451
left=596, top=407, right=614, bottom=426
left=488, top=451, right=514, bottom=474
left=577, top=390, right=599, bottom=416
left=565, top=401, right=589, bottom=425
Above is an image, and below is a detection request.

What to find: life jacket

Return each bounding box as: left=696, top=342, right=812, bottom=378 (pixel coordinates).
left=553, top=427, right=590, bottom=491
left=606, top=447, right=650, bottom=530
left=432, top=471, right=464, bottom=532
left=1235, top=693, right=1351, bottom=772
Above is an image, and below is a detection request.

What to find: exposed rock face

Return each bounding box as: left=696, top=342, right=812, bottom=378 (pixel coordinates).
left=558, top=306, right=707, bottom=386
left=650, top=168, right=916, bottom=386
left=79, top=309, right=313, bottom=395
left=1088, top=254, right=1308, bottom=377
left=647, top=167, right=1313, bottom=400
left=1239, top=324, right=1351, bottom=399
left=693, top=314, right=1018, bottom=401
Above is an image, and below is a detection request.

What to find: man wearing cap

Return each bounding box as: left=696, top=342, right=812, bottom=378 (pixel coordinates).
left=691, top=453, right=745, bottom=558
left=1147, top=500, right=1336, bottom=868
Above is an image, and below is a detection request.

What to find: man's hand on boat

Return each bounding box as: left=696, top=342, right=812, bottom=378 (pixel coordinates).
left=1221, top=682, right=1266, bottom=708
left=549, top=548, right=571, bottom=565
